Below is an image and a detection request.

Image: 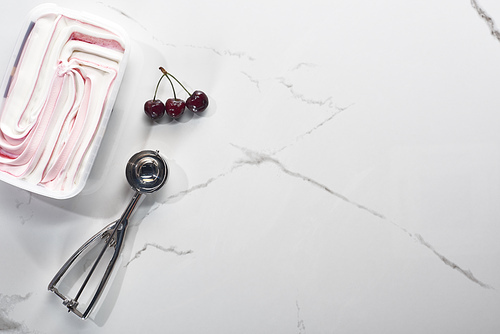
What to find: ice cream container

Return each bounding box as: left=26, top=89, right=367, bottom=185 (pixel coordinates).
left=0, top=4, right=130, bottom=199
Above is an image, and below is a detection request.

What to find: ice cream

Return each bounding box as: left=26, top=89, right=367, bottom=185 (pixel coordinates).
left=0, top=6, right=128, bottom=198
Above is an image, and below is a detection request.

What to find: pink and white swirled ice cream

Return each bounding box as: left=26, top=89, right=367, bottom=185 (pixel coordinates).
left=0, top=6, right=128, bottom=198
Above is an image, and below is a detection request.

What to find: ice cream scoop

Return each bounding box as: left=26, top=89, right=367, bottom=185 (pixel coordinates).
left=48, top=150, right=168, bottom=319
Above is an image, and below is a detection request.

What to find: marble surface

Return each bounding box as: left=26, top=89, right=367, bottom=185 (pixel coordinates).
left=1, top=0, right=500, bottom=333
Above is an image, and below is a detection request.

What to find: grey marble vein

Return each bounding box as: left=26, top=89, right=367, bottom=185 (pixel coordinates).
left=269, top=104, right=352, bottom=155
left=192, top=46, right=255, bottom=61
left=291, top=63, right=317, bottom=71
left=97, top=2, right=149, bottom=31
left=126, top=243, right=193, bottom=266
left=233, top=145, right=390, bottom=223
left=135, top=167, right=246, bottom=227
left=14, top=193, right=31, bottom=209
left=0, top=293, right=31, bottom=333
left=233, top=145, right=494, bottom=290
left=167, top=168, right=242, bottom=202
left=99, top=2, right=256, bottom=61
left=15, top=193, right=33, bottom=225
left=471, top=0, right=500, bottom=43
left=415, top=234, right=493, bottom=289
left=277, top=77, right=335, bottom=108
left=296, top=300, right=306, bottom=334
left=17, top=213, right=34, bottom=225
left=241, top=71, right=261, bottom=91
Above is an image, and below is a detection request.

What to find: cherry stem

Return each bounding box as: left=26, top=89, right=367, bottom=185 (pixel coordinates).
left=152, top=74, right=165, bottom=100
left=159, top=66, right=192, bottom=96
left=165, top=73, right=177, bottom=99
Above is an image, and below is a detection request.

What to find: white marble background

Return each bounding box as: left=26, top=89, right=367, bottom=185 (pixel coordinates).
left=1, top=0, right=500, bottom=333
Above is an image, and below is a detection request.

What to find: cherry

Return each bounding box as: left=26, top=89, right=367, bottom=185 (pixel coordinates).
left=160, top=68, right=186, bottom=119
left=144, top=69, right=167, bottom=120
left=166, top=98, right=185, bottom=119
left=144, top=99, right=165, bottom=120
left=186, top=90, right=209, bottom=113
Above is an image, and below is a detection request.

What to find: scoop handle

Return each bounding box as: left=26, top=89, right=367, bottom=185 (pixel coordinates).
left=48, top=191, right=142, bottom=319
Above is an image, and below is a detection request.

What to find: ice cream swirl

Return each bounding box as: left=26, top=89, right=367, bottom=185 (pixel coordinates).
left=0, top=12, right=126, bottom=197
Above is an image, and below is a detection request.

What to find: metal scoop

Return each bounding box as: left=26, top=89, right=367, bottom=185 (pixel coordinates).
left=48, top=150, right=168, bottom=319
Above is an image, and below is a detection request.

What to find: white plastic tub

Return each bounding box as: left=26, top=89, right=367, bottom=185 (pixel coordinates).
left=0, top=4, right=130, bottom=199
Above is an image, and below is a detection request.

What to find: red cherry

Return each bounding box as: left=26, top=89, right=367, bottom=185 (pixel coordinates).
left=165, top=98, right=185, bottom=119
left=186, top=90, right=209, bottom=113
left=144, top=99, right=165, bottom=120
